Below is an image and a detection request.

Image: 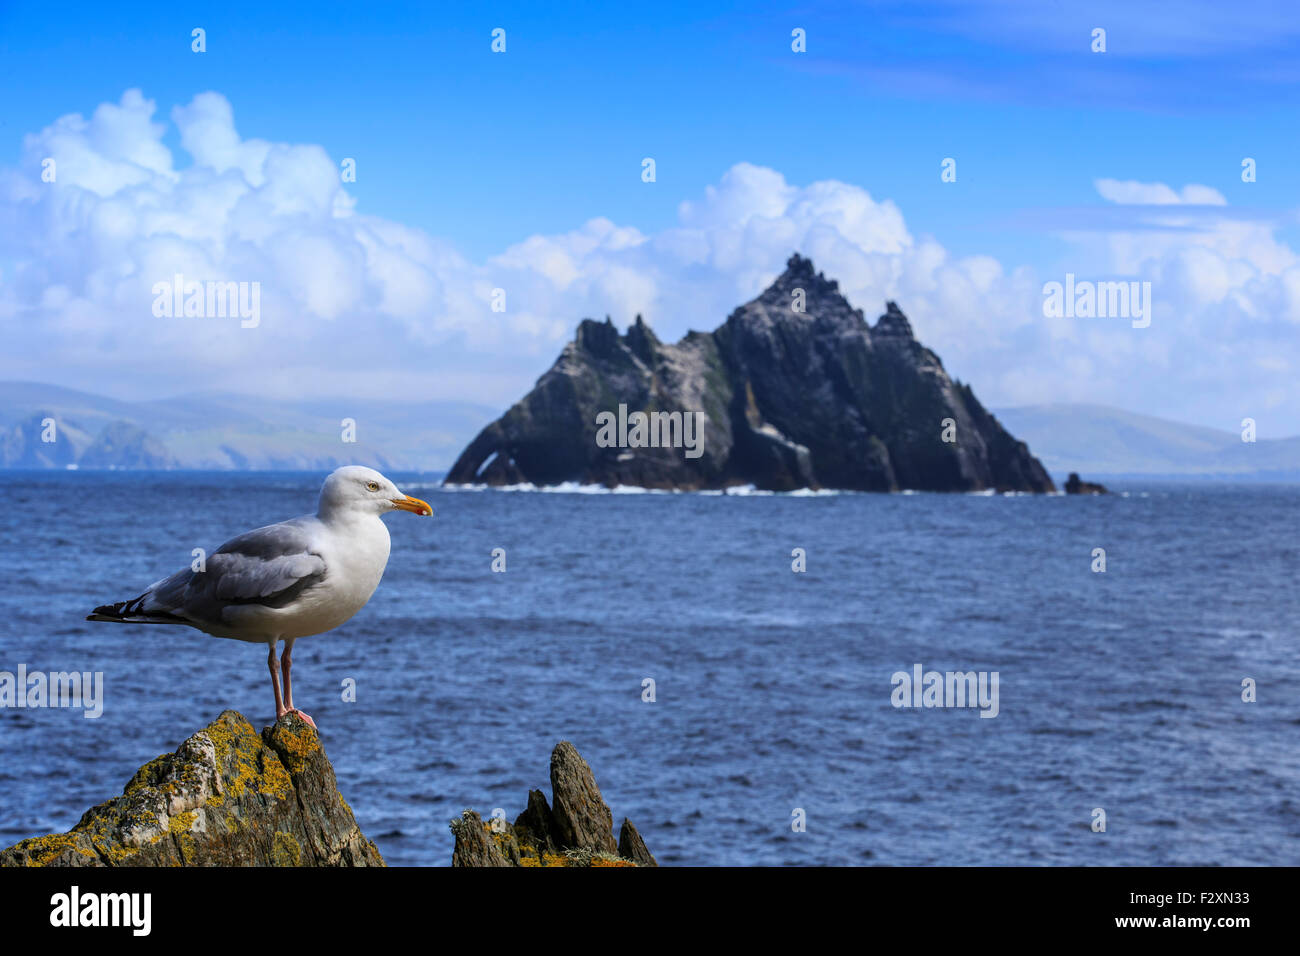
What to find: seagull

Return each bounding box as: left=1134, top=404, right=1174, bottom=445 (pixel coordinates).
left=87, top=466, right=432, bottom=728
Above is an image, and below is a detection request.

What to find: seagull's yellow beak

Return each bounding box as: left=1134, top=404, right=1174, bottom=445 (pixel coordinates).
left=390, top=495, right=433, bottom=516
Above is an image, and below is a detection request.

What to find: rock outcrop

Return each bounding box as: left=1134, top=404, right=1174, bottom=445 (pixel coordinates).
left=449, top=741, right=657, bottom=867
left=445, top=253, right=1054, bottom=492
left=1064, top=472, right=1108, bottom=495
left=0, top=710, right=383, bottom=867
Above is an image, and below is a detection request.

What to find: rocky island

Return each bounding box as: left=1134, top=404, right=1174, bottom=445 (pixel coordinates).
left=445, top=253, right=1054, bottom=492
left=1064, top=472, right=1108, bottom=494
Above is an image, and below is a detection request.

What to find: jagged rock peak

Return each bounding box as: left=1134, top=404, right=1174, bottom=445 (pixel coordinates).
left=874, top=300, right=914, bottom=339
left=625, top=312, right=660, bottom=364
left=449, top=741, right=657, bottom=867
left=742, top=252, right=869, bottom=331
left=784, top=251, right=817, bottom=278
left=573, top=315, right=624, bottom=358
left=764, top=252, right=841, bottom=298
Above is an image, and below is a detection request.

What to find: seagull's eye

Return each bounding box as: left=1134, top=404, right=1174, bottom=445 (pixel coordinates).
left=366, top=481, right=380, bottom=492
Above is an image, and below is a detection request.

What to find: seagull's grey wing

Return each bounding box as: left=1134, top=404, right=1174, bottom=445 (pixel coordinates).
left=145, top=519, right=327, bottom=629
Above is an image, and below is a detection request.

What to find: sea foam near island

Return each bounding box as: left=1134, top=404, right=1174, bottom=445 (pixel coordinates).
left=435, top=480, right=844, bottom=496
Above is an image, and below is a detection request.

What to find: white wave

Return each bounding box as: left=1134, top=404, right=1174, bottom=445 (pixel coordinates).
left=438, top=480, right=847, bottom=497
left=435, top=480, right=1042, bottom=498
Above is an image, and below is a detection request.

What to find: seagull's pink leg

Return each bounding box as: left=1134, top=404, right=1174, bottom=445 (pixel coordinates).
left=280, top=638, right=315, bottom=729
left=268, top=642, right=287, bottom=720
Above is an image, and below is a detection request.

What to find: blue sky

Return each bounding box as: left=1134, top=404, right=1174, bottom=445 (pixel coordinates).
left=6, top=0, right=1297, bottom=263
left=2, top=0, right=1299, bottom=432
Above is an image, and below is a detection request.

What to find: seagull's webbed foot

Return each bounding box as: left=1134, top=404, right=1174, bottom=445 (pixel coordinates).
left=273, top=704, right=316, bottom=729
left=287, top=708, right=316, bottom=729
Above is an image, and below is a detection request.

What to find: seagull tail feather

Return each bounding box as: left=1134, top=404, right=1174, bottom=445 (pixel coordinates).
left=86, top=593, right=188, bottom=626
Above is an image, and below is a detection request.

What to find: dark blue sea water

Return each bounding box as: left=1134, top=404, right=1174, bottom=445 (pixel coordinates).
left=0, top=472, right=1297, bottom=866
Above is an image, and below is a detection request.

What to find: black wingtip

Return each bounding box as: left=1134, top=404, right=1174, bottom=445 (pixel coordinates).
left=89, top=594, right=148, bottom=620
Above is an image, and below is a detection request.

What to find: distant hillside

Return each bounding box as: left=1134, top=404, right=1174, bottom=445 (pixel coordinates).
left=991, top=404, right=1300, bottom=481
left=7, top=382, right=1294, bottom=480
left=0, top=382, right=495, bottom=471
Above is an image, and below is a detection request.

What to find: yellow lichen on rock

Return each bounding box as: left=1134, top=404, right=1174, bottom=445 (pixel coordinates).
left=204, top=714, right=291, bottom=801
left=12, top=832, right=97, bottom=867
left=256, top=748, right=293, bottom=799
left=270, top=724, right=320, bottom=776
left=271, top=831, right=302, bottom=866
left=124, top=755, right=170, bottom=794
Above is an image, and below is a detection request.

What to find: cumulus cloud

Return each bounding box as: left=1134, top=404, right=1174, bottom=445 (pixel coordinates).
left=1016, top=178, right=1300, bottom=424
left=2, top=90, right=1298, bottom=431
left=1082, top=179, right=1299, bottom=310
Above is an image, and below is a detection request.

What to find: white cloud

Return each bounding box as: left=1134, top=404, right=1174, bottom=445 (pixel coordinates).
left=1095, top=178, right=1227, bottom=206
left=2, top=91, right=1298, bottom=432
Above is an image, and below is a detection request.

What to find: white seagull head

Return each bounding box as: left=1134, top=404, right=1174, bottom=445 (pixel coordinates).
left=317, top=465, right=433, bottom=519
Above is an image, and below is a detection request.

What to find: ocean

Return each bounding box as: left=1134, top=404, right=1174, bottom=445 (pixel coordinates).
left=0, top=471, right=1297, bottom=866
